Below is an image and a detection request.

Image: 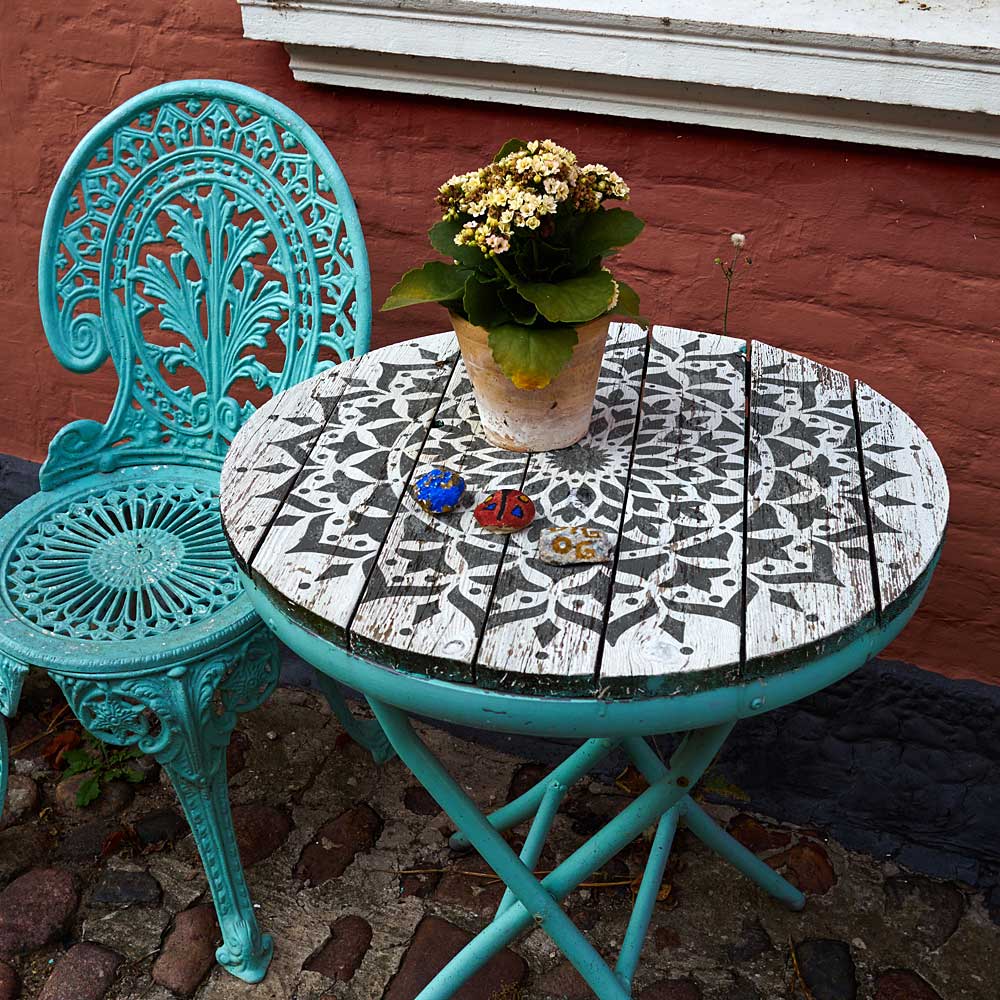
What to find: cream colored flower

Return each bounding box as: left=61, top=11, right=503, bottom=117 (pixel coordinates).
left=731, top=233, right=746, bottom=248
left=438, top=139, right=630, bottom=255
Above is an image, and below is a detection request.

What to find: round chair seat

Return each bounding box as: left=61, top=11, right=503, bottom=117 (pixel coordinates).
left=0, top=466, right=258, bottom=674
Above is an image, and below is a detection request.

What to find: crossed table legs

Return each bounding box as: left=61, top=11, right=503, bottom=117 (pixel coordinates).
left=368, top=699, right=805, bottom=1000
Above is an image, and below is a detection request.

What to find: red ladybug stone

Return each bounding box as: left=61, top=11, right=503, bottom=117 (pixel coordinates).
left=474, top=490, right=536, bottom=534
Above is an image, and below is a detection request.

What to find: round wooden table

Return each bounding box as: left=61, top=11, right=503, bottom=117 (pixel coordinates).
left=221, top=324, right=947, bottom=1000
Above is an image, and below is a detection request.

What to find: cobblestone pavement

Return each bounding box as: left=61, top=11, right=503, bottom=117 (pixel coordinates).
left=0, top=676, right=996, bottom=1000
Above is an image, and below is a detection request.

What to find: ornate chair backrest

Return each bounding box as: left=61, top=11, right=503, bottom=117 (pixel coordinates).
left=38, top=79, right=370, bottom=491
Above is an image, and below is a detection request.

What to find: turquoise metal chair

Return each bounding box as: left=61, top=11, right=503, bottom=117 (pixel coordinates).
left=0, top=80, right=377, bottom=982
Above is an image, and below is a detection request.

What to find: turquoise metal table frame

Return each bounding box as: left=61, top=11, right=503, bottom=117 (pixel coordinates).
left=243, top=564, right=935, bottom=1000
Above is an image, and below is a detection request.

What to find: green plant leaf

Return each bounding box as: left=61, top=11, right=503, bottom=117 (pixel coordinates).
left=513, top=238, right=573, bottom=283
left=62, top=749, right=97, bottom=776
left=571, top=208, right=645, bottom=268
left=487, top=324, right=578, bottom=390
left=516, top=270, right=616, bottom=324
left=497, top=285, right=538, bottom=326
left=611, top=279, right=649, bottom=328
left=381, top=262, right=470, bottom=311
left=75, top=775, right=101, bottom=807
left=493, top=138, right=529, bottom=161
left=463, top=277, right=509, bottom=329
left=125, top=769, right=146, bottom=784
left=428, top=220, right=487, bottom=269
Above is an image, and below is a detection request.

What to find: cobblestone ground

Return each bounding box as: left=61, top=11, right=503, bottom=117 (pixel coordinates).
left=0, top=676, right=996, bottom=1000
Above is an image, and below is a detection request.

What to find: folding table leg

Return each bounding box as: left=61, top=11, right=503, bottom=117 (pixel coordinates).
left=370, top=698, right=631, bottom=999
left=496, top=777, right=566, bottom=917
left=368, top=698, right=734, bottom=1000
left=682, top=799, right=805, bottom=911
left=621, top=736, right=805, bottom=911
left=313, top=671, right=395, bottom=764
left=449, top=737, right=618, bottom=851
left=615, top=806, right=679, bottom=989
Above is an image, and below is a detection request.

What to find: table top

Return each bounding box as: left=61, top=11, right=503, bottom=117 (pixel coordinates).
left=220, top=324, right=947, bottom=699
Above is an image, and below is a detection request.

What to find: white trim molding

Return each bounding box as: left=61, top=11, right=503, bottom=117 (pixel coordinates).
left=238, top=0, right=1000, bottom=158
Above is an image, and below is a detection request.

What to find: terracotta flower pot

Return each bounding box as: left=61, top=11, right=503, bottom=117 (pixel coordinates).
left=451, top=312, right=612, bottom=452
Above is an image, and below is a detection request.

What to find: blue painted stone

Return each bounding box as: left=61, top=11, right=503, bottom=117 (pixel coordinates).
left=411, top=468, right=466, bottom=514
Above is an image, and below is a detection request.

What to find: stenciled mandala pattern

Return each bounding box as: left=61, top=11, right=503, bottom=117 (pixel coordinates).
left=227, top=327, right=946, bottom=694
left=5, top=482, right=241, bottom=641
left=248, top=336, right=462, bottom=629
left=599, top=330, right=748, bottom=682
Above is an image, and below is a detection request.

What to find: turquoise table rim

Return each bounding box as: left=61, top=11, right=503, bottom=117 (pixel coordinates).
left=240, top=551, right=937, bottom=740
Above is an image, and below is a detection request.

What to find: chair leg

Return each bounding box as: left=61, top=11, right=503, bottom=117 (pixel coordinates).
left=312, top=670, right=395, bottom=764
left=54, top=628, right=281, bottom=983
left=0, top=656, right=28, bottom=823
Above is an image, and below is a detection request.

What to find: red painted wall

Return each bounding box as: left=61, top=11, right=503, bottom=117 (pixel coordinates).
left=3, top=0, right=998, bottom=685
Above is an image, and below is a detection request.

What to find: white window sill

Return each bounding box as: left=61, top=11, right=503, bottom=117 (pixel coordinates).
left=238, top=0, right=1000, bottom=158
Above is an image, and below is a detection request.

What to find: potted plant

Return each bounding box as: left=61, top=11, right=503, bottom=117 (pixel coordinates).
left=382, top=139, right=645, bottom=452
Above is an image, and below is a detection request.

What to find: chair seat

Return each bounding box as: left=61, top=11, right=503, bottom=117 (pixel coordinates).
left=0, top=465, right=259, bottom=674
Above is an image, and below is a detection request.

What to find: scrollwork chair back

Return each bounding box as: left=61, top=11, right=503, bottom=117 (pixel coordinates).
left=0, top=80, right=375, bottom=983
left=37, top=79, right=371, bottom=488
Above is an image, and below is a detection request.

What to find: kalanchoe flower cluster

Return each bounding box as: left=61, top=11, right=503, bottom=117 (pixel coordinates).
left=437, top=140, right=630, bottom=256
left=382, top=137, right=645, bottom=390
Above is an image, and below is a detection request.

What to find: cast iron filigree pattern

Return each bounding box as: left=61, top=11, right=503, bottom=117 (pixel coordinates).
left=55, top=629, right=280, bottom=975
left=0, top=656, right=29, bottom=825
left=56, top=630, right=279, bottom=781
left=5, top=482, right=240, bottom=641
left=39, top=86, right=369, bottom=487
left=0, top=657, right=28, bottom=719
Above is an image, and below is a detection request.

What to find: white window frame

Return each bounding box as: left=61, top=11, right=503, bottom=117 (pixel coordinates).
left=238, top=0, right=1000, bottom=158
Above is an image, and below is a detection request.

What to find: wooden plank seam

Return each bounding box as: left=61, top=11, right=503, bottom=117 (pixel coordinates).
left=344, top=352, right=461, bottom=643
left=591, top=327, right=653, bottom=696
left=468, top=450, right=536, bottom=684
left=738, top=337, right=752, bottom=676
left=851, top=376, right=885, bottom=625
left=244, top=367, right=360, bottom=570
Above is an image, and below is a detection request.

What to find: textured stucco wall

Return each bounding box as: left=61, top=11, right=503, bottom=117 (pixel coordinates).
left=2, top=0, right=998, bottom=685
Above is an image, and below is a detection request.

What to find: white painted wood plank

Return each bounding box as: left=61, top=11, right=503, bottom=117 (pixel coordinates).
left=243, top=0, right=1000, bottom=109
left=855, top=381, right=948, bottom=614
left=221, top=359, right=358, bottom=566
left=745, top=342, right=876, bottom=667
left=350, top=358, right=531, bottom=676
left=250, top=333, right=457, bottom=637
left=475, top=323, right=648, bottom=692
left=220, top=330, right=948, bottom=697
left=244, top=0, right=1000, bottom=159
left=599, top=327, right=746, bottom=692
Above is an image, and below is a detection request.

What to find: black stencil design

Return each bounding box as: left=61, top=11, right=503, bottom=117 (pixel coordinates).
left=223, top=330, right=946, bottom=696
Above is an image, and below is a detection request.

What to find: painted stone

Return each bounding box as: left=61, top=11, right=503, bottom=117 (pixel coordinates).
left=474, top=490, right=536, bottom=533
left=411, top=468, right=466, bottom=514
left=538, top=526, right=613, bottom=565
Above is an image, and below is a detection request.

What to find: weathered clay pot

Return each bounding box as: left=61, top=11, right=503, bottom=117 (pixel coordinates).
left=451, top=312, right=612, bottom=452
